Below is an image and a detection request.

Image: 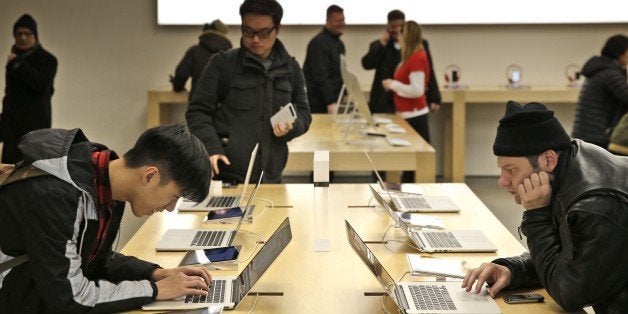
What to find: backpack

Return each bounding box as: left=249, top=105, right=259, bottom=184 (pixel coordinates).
left=0, top=163, right=50, bottom=272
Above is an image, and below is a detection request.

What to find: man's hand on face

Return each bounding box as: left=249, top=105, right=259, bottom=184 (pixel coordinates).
left=516, top=171, right=552, bottom=210
left=379, top=31, right=390, bottom=46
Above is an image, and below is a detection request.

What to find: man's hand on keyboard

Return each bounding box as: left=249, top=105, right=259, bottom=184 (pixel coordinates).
left=155, top=272, right=211, bottom=300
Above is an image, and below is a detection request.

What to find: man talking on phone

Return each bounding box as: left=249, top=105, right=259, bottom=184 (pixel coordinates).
left=186, top=0, right=311, bottom=184
left=462, top=101, right=628, bottom=313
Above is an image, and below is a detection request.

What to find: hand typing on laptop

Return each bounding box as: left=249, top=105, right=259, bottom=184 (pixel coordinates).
left=152, top=266, right=213, bottom=300
left=461, top=262, right=512, bottom=298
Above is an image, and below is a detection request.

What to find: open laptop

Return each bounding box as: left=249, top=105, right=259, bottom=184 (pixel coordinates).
left=368, top=185, right=497, bottom=253
left=143, top=217, right=292, bottom=311
left=155, top=172, right=263, bottom=251
left=178, top=143, right=259, bottom=212
left=363, top=151, right=460, bottom=213
left=345, top=220, right=501, bottom=313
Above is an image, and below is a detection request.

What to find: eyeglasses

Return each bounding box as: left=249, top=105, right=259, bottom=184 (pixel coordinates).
left=14, top=30, right=34, bottom=38
left=241, top=26, right=276, bottom=39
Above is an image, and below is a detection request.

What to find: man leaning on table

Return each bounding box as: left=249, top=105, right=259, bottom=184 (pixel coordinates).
left=186, top=0, right=311, bottom=184
left=462, top=101, right=628, bottom=313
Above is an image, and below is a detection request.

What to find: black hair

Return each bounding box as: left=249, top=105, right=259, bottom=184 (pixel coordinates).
left=123, top=124, right=211, bottom=203
left=239, top=0, right=283, bottom=27
left=387, top=10, right=405, bottom=22
left=601, top=34, right=628, bottom=60
left=326, top=4, right=344, bottom=19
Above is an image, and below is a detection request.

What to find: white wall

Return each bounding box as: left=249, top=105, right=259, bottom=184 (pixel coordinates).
left=1, top=1, right=626, bottom=247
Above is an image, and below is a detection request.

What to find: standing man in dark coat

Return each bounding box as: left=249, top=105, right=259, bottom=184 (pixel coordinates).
left=303, top=5, right=346, bottom=114
left=171, top=20, right=232, bottom=100
left=1, top=14, right=57, bottom=163
left=362, top=10, right=441, bottom=114
left=572, top=34, right=628, bottom=149
left=186, top=0, right=311, bottom=184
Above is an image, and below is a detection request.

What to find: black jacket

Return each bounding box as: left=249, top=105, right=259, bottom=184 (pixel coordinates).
left=1, top=44, right=57, bottom=163
left=171, top=32, right=232, bottom=100
left=0, top=129, right=159, bottom=312
left=493, top=140, right=628, bottom=313
left=361, top=39, right=441, bottom=113
left=572, top=56, right=628, bottom=148
left=186, top=39, right=311, bottom=183
left=303, top=28, right=345, bottom=113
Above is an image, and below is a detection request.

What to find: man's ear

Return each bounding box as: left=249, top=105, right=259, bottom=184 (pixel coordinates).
left=143, top=166, right=160, bottom=186
left=540, top=150, right=559, bottom=172
left=275, top=24, right=281, bottom=36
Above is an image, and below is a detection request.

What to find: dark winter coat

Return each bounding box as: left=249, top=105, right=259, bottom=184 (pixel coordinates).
left=1, top=44, right=57, bottom=163
left=186, top=39, right=311, bottom=183
left=572, top=56, right=628, bottom=148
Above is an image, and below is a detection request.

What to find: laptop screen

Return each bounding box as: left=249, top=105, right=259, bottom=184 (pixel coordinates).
left=234, top=217, right=292, bottom=303
left=368, top=185, right=408, bottom=233
left=345, top=220, right=396, bottom=291
left=233, top=171, right=263, bottom=233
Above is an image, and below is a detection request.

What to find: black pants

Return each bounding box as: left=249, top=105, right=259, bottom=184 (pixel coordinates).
left=402, top=114, right=430, bottom=183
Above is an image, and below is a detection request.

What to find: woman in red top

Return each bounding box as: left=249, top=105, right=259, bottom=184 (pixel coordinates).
left=382, top=20, right=433, bottom=182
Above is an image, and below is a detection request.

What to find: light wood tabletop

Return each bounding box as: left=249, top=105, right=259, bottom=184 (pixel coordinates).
left=123, top=183, right=580, bottom=313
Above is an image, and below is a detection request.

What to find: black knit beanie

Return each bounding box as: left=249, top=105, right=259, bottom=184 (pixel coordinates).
left=493, top=101, right=571, bottom=156
left=13, top=14, right=38, bottom=39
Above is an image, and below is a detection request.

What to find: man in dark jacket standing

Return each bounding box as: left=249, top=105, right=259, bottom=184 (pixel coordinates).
left=1, top=14, right=57, bottom=163
left=171, top=20, right=232, bottom=100
left=186, top=0, right=311, bottom=184
left=572, top=34, right=628, bottom=149
left=303, top=5, right=346, bottom=114
left=0, top=125, right=213, bottom=312
left=361, top=10, right=442, bottom=113
left=462, top=101, right=628, bottom=313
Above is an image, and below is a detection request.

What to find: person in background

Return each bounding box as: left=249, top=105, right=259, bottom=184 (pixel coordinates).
left=303, top=4, right=346, bottom=114
left=362, top=10, right=441, bottom=114
left=0, top=125, right=213, bottom=312
left=1, top=14, right=57, bottom=163
left=462, top=101, right=628, bottom=313
left=186, top=0, right=311, bottom=184
left=170, top=19, right=232, bottom=100
left=382, top=21, right=432, bottom=182
left=572, top=34, right=628, bottom=149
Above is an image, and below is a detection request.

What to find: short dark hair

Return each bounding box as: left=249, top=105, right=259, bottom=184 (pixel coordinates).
left=326, top=4, right=344, bottom=19
left=387, top=10, right=405, bottom=22
left=123, top=124, right=211, bottom=203
left=239, top=0, right=283, bottom=27
left=601, top=34, right=628, bottom=60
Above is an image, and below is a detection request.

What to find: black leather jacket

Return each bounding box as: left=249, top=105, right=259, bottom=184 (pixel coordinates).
left=494, top=140, right=628, bottom=313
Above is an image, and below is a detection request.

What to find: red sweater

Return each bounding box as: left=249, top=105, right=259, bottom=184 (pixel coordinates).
left=393, top=50, right=430, bottom=112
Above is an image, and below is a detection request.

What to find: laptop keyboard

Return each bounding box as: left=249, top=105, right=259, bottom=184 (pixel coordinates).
left=185, top=280, right=226, bottom=304
left=400, top=197, right=431, bottom=209
left=408, top=284, right=457, bottom=311
left=191, top=230, right=226, bottom=247
left=423, top=232, right=462, bottom=248
left=207, top=196, right=237, bottom=207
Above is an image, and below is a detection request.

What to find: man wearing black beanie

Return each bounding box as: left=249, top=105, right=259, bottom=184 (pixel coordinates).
left=462, top=101, right=628, bottom=313
left=1, top=14, right=57, bottom=163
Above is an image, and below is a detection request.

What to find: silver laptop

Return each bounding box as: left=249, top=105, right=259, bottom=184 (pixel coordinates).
left=143, top=217, right=292, bottom=311
left=155, top=173, right=263, bottom=251
left=364, top=151, right=460, bottom=213
left=178, top=143, right=259, bottom=212
left=369, top=185, right=497, bottom=253
left=345, top=221, right=501, bottom=314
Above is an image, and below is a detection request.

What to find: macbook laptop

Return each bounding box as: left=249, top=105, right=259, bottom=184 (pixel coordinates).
left=143, top=217, right=292, bottom=311
left=345, top=220, right=501, bottom=314
left=155, top=172, right=263, bottom=251
left=178, top=143, right=259, bottom=212
left=368, top=185, right=497, bottom=253
left=363, top=151, right=460, bottom=213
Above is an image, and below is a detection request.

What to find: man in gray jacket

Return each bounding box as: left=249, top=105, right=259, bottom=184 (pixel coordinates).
left=186, top=0, right=311, bottom=184
left=462, top=101, right=628, bottom=313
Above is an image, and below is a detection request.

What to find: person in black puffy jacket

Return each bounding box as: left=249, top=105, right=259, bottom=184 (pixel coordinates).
left=171, top=20, right=232, bottom=100
left=572, top=34, right=628, bottom=149
left=463, top=101, right=628, bottom=313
